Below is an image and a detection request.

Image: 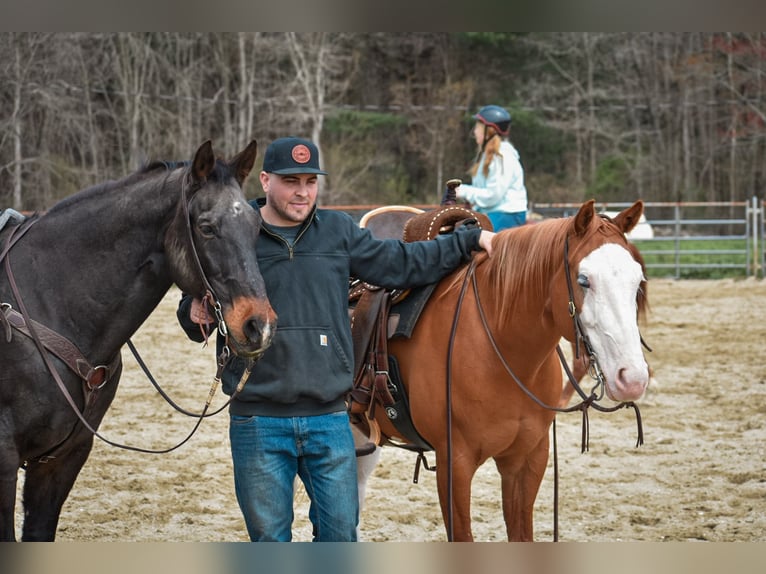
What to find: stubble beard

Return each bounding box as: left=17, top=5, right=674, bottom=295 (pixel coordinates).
left=274, top=199, right=312, bottom=225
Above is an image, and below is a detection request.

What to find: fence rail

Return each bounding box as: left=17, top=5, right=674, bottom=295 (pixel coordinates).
left=531, top=198, right=764, bottom=279
left=330, top=198, right=765, bottom=279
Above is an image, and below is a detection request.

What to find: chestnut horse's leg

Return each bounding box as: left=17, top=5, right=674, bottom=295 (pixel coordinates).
left=494, top=435, right=550, bottom=542
left=20, top=436, right=95, bottom=541
left=434, top=446, right=478, bottom=542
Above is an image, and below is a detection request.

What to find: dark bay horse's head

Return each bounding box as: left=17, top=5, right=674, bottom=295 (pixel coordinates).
left=167, top=140, right=277, bottom=359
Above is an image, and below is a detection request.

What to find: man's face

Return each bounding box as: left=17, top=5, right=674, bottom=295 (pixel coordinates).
left=259, top=172, right=319, bottom=226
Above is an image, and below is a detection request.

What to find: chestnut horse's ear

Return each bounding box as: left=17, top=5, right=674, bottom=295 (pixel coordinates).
left=612, top=200, right=644, bottom=236
left=230, top=140, right=258, bottom=187
left=573, top=199, right=596, bottom=236
left=191, top=140, right=215, bottom=183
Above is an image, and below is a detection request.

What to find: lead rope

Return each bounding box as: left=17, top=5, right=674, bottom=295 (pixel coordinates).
left=2, top=178, right=248, bottom=456
left=127, top=340, right=248, bottom=418
left=6, top=235, right=250, bottom=455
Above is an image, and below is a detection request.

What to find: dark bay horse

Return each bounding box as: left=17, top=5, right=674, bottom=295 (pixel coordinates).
left=0, top=140, right=277, bottom=541
left=354, top=200, right=650, bottom=541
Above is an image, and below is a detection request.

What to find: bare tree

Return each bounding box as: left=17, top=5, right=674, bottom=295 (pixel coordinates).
left=284, top=32, right=354, bottom=200
left=0, top=33, right=46, bottom=209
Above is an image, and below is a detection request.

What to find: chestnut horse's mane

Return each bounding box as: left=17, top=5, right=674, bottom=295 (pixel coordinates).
left=444, top=214, right=648, bottom=327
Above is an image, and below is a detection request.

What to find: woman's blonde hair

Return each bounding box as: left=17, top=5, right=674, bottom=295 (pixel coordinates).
left=469, top=126, right=503, bottom=179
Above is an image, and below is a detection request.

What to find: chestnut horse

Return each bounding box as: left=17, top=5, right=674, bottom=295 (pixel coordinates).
left=0, top=141, right=277, bottom=541
left=354, top=199, right=650, bottom=541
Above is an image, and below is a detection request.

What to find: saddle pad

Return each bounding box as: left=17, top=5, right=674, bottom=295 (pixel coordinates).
left=389, top=282, right=438, bottom=339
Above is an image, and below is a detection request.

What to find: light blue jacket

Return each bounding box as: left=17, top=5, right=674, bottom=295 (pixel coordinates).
left=459, top=140, right=527, bottom=215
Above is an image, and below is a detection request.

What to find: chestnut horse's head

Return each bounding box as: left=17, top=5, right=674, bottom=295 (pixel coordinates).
left=562, top=200, right=650, bottom=402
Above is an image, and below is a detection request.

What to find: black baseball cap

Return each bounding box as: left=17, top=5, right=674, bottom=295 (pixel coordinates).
left=262, top=137, right=327, bottom=175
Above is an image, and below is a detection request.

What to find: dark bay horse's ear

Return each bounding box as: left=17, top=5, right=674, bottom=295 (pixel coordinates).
left=573, top=199, right=597, bottom=236
left=230, top=140, right=258, bottom=187
left=612, top=200, right=644, bottom=236
left=191, top=140, right=216, bottom=183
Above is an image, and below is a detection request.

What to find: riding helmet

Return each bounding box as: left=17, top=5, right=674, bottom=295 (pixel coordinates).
left=474, top=105, right=511, bottom=136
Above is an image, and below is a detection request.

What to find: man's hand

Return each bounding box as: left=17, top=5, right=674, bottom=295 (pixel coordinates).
left=189, top=297, right=213, bottom=325
left=478, top=229, right=495, bottom=257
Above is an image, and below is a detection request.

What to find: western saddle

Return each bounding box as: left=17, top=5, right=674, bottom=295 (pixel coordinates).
left=347, top=188, right=491, bottom=450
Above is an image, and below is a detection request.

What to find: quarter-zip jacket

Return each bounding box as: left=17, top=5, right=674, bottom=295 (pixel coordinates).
left=177, top=198, right=482, bottom=417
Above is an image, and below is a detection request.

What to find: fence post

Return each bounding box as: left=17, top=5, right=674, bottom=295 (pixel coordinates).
left=756, top=196, right=764, bottom=278
left=746, top=197, right=754, bottom=277
left=674, top=204, right=681, bottom=279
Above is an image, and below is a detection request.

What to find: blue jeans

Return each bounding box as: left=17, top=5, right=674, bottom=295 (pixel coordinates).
left=487, top=210, right=526, bottom=231
left=229, top=411, right=359, bottom=542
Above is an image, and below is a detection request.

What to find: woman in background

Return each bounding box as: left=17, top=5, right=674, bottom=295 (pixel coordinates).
left=457, top=104, right=528, bottom=231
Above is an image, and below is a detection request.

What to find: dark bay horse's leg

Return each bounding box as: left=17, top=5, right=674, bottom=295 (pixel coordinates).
left=494, top=434, right=550, bottom=541
left=20, top=436, right=95, bottom=541
left=0, top=451, right=21, bottom=541
left=434, top=447, right=478, bottom=542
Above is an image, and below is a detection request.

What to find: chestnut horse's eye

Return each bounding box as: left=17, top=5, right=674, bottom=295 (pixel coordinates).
left=577, top=274, right=590, bottom=288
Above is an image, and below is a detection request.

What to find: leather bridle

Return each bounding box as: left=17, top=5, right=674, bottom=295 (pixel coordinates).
left=0, top=174, right=253, bottom=459
left=442, top=235, right=648, bottom=541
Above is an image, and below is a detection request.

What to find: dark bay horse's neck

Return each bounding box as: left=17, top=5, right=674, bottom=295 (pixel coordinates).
left=4, top=181, right=181, bottom=364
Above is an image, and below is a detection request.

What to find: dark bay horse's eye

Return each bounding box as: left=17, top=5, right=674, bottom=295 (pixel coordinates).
left=577, top=274, right=590, bottom=289
left=197, top=222, right=217, bottom=238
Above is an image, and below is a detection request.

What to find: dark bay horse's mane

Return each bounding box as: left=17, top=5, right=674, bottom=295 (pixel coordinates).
left=45, top=158, right=232, bottom=216
left=442, top=215, right=648, bottom=327
left=45, top=161, right=181, bottom=215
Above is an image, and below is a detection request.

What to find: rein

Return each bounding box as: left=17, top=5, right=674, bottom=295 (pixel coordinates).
left=0, top=174, right=248, bottom=460
left=443, top=235, right=646, bottom=542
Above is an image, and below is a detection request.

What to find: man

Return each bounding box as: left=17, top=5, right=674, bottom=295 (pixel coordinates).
left=177, top=136, right=494, bottom=541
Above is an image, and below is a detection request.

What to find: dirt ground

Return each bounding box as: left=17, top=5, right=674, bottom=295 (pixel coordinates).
left=14, top=278, right=766, bottom=542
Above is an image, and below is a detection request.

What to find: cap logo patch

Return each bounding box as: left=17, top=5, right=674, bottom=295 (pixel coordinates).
left=292, top=144, right=311, bottom=164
